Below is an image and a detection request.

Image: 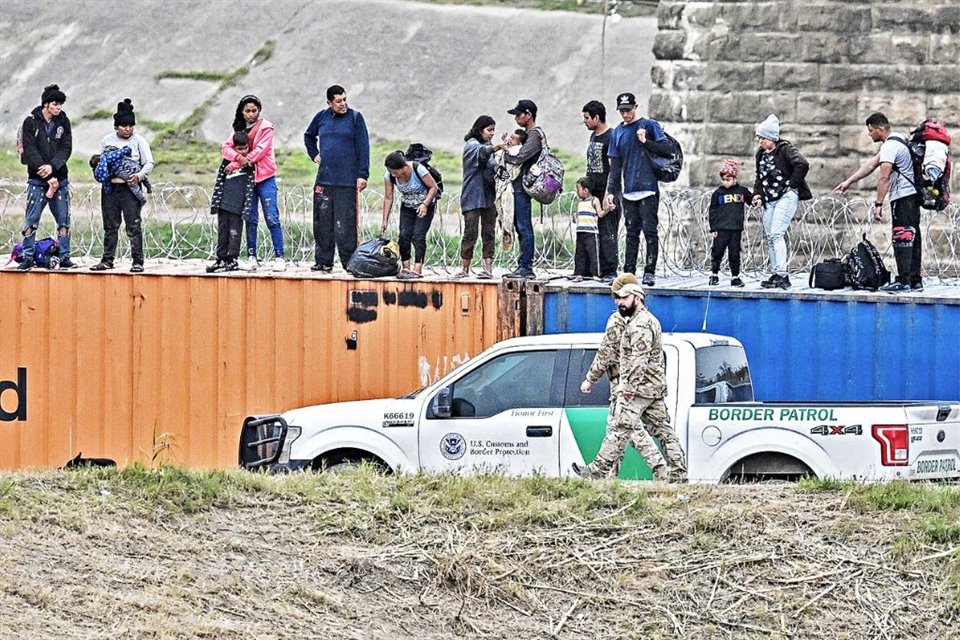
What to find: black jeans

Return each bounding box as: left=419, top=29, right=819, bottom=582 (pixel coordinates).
left=891, top=193, right=922, bottom=285
left=216, top=210, right=244, bottom=261
left=574, top=232, right=601, bottom=278
left=597, top=203, right=620, bottom=277
left=399, top=203, right=435, bottom=264
left=312, top=184, right=358, bottom=268
left=622, top=194, right=659, bottom=275
left=101, top=185, right=144, bottom=265
left=710, top=230, right=743, bottom=276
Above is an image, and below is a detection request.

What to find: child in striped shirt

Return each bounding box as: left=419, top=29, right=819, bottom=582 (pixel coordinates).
left=572, top=177, right=605, bottom=281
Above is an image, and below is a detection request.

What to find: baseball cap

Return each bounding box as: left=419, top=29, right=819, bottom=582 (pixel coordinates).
left=614, top=283, right=645, bottom=299
left=616, top=92, right=637, bottom=110
left=507, top=99, right=537, bottom=115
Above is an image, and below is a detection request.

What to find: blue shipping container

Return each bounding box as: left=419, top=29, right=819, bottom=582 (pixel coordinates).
left=540, top=283, right=960, bottom=402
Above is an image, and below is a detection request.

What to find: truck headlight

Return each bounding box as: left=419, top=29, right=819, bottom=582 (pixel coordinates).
left=278, top=426, right=302, bottom=464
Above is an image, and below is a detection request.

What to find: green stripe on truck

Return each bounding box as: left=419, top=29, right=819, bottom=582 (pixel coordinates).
left=565, top=407, right=654, bottom=480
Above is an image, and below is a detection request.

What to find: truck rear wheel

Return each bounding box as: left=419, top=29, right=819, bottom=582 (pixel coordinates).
left=722, top=452, right=815, bottom=484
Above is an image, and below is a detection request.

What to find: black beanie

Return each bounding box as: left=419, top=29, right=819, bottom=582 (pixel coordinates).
left=41, top=84, right=66, bottom=105
left=113, top=98, right=136, bottom=126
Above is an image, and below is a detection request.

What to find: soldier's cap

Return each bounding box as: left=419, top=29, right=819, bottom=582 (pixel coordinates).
left=611, top=273, right=644, bottom=299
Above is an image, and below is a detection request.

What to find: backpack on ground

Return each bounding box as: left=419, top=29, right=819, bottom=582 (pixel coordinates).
left=842, top=234, right=891, bottom=291
left=809, top=258, right=846, bottom=290
left=401, top=143, right=444, bottom=197
left=649, top=130, right=684, bottom=183
left=890, top=120, right=952, bottom=211
left=522, top=127, right=565, bottom=205
left=345, top=237, right=401, bottom=278
left=9, top=236, right=60, bottom=268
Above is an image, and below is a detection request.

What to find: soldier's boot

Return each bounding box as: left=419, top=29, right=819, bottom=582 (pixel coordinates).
left=651, top=464, right=671, bottom=482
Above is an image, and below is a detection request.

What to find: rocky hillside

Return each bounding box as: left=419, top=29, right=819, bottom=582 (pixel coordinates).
left=0, top=0, right=656, bottom=156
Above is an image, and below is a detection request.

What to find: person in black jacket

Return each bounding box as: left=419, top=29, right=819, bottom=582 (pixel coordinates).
left=16, top=84, right=75, bottom=271
left=708, top=158, right=752, bottom=287
left=751, top=114, right=811, bottom=290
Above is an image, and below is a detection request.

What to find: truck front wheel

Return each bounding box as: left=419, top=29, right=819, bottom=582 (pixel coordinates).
left=312, top=448, right=391, bottom=475
left=722, top=452, right=815, bottom=484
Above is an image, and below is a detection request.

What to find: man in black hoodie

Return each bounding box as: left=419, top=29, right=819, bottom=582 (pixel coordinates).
left=17, top=84, right=75, bottom=270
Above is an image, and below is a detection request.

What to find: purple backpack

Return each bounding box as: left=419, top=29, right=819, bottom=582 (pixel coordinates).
left=9, top=237, right=60, bottom=268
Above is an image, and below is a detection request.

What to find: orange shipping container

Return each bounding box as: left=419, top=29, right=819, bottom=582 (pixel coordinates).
left=0, top=270, right=501, bottom=470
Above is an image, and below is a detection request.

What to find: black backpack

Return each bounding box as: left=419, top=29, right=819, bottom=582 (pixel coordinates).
left=649, top=131, right=684, bottom=183
left=400, top=143, right=444, bottom=196
left=842, top=234, right=891, bottom=291
left=809, top=258, right=846, bottom=290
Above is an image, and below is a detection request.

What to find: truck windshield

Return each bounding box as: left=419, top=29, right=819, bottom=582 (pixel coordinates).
left=695, top=345, right=754, bottom=403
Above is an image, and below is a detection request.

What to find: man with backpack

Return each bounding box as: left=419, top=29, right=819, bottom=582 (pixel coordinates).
left=604, top=92, right=673, bottom=286
left=835, top=112, right=923, bottom=292
left=503, top=99, right=544, bottom=279
left=16, top=84, right=75, bottom=271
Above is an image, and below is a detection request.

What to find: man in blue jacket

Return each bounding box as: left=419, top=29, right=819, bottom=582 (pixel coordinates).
left=17, top=84, right=76, bottom=271
left=304, top=85, right=371, bottom=272
left=604, top=92, right=672, bottom=286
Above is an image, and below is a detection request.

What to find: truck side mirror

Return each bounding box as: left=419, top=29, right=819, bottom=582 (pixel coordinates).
left=434, top=387, right=452, bottom=418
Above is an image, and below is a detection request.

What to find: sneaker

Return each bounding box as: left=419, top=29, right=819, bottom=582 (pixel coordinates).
left=599, top=274, right=615, bottom=284
left=911, top=281, right=924, bottom=291
left=730, top=277, right=745, bottom=288
left=571, top=275, right=584, bottom=282
left=90, top=261, right=114, bottom=272
left=17, top=258, right=34, bottom=271
left=778, top=275, right=791, bottom=290
left=708, top=275, right=719, bottom=286
left=880, top=281, right=911, bottom=293
left=130, top=263, right=144, bottom=273
left=206, top=260, right=224, bottom=273
left=238, top=257, right=259, bottom=271
left=641, top=273, right=655, bottom=286
left=760, top=274, right=780, bottom=289
left=270, top=257, right=287, bottom=272
left=477, top=270, right=493, bottom=280
left=223, top=259, right=239, bottom=272
left=397, top=269, right=423, bottom=280
left=505, top=268, right=535, bottom=279
left=310, top=264, right=332, bottom=273
left=59, top=257, right=77, bottom=270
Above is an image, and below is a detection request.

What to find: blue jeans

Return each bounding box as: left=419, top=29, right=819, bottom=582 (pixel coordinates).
left=22, top=178, right=70, bottom=260
left=512, top=184, right=534, bottom=271
left=762, top=190, right=798, bottom=276
left=245, top=176, right=284, bottom=258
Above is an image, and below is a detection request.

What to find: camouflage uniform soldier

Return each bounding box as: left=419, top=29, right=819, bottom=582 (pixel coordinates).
left=573, top=275, right=687, bottom=482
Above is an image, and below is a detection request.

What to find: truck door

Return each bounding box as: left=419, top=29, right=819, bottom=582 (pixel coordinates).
left=561, top=346, right=679, bottom=480
left=420, top=348, right=567, bottom=476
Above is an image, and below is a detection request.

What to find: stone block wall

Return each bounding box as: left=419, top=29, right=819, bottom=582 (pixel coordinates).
left=650, top=1, right=960, bottom=192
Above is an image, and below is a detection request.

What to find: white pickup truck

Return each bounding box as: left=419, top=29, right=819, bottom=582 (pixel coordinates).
left=239, top=333, right=960, bottom=483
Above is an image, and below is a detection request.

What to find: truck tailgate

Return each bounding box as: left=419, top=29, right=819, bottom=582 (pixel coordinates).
left=904, top=404, right=960, bottom=480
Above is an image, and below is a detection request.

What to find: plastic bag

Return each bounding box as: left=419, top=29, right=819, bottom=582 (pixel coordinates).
left=345, top=237, right=401, bottom=278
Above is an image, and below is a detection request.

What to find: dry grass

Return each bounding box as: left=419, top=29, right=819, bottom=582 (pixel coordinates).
left=0, top=468, right=957, bottom=639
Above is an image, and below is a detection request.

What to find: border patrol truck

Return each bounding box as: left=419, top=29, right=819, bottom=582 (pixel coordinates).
left=240, top=333, right=960, bottom=483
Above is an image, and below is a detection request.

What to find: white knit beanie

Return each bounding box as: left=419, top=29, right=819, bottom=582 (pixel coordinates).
left=755, top=114, right=780, bottom=141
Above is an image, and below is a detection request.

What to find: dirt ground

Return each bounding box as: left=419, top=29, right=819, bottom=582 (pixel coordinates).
left=0, top=471, right=957, bottom=639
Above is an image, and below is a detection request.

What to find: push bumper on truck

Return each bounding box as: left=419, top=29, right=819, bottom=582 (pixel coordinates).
left=238, top=415, right=308, bottom=472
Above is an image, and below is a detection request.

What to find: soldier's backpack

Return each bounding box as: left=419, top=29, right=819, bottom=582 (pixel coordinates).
left=809, top=258, right=846, bottom=290
left=649, top=130, right=684, bottom=183
left=889, top=120, right=952, bottom=211
left=842, top=234, right=891, bottom=291
left=522, top=127, right=565, bottom=205
left=400, top=143, right=444, bottom=197
left=9, top=236, right=60, bottom=268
